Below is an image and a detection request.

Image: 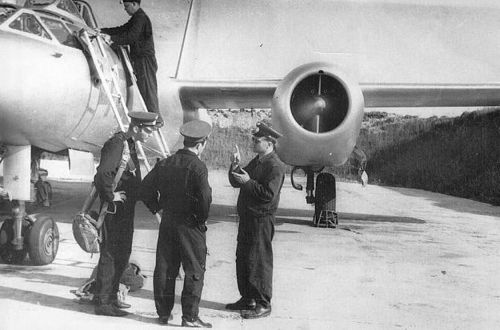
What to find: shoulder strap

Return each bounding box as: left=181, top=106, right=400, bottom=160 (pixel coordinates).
left=113, top=140, right=130, bottom=189
left=96, top=140, right=132, bottom=229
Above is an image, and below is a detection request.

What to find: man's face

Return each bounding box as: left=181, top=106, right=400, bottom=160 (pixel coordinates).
left=252, top=136, right=271, bottom=154
left=123, top=2, right=138, bottom=16
left=135, top=126, right=154, bottom=143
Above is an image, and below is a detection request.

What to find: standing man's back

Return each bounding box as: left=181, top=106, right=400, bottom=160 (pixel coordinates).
left=140, top=120, right=213, bottom=327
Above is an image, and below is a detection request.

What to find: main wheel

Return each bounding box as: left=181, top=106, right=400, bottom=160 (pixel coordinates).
left=27, top=216, right=59, bottom=265
left=0, top=218, right=30, bottom=264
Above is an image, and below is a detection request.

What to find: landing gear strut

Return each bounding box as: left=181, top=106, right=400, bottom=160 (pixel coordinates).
left=0, top=144, right=59, bottom=265
left=291, top=166, right=338, bottom=228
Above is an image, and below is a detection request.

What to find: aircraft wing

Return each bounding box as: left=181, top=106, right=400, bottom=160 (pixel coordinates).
left=177, top=80, right=500, bottom=110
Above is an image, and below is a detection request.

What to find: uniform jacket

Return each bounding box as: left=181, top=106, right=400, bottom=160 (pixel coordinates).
left=139, top=149, right=212, bottom=223
left=229, top=151, right=286, bottom=217
left=94, top=132, right=140, bottom=204
left=101, top=8, right=155, bottom=60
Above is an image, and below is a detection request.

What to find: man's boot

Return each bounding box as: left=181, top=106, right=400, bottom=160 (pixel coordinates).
left=181, top=316, right=212, bottom=328
left=225, top=297, right=256, bottom=310
left=95, top=304, right=129, bottom=317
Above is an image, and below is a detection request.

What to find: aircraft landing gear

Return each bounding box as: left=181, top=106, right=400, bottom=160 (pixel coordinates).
left=291, top=166, right=338, bottom=228
left=0, top=144, right=59, bottom=265
left=0, top=201, right=59, bottom=265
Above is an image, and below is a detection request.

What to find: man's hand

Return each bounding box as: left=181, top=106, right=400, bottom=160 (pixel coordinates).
left=101, top=33, right=112, bottom=44
left=232, top=168, right=250, bottom=184
left=230, top=145, right=241, bottom=164
left=113, top=191, right=127, bottom=203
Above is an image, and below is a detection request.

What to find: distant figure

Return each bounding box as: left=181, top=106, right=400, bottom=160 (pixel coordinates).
left=34, top=169, right=52, bottom=207
left=100, top=0, right=163, bottom=126
left=226, top=122, right=286, bottom=319
left=140, top=120, right=213, bottom=327
left=352, top=146, right=368, bottom=186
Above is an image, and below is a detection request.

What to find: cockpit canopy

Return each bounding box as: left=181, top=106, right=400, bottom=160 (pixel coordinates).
left=26, top=0, right=79, bottom=17
left=0, top=0, right=98, bottom=48
left=24, top=0, right=96, bottom=28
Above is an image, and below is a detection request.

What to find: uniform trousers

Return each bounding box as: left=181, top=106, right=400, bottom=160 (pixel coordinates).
left=133, top=55, right=159, bottom=116
left=236, top=213, right=275, bottom=308
left=154, top=216, right=207, bottom=320
left=94, top=199, right=135, bottom=304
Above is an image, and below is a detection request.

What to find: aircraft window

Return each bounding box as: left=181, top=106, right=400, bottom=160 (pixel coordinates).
left=41, top=16, right=77, bottom=47
left=64, top=23, right=84, bottom=49
left=0, top=7, right=17, bottom=26
left=74, top=1, right=97, bottom=29
left=25, top=0, right=56, bottom=5
left=65, top=22, right=80, bottom=34
left=56, top=0, right=80, bottom=17
left=9, top=13, right=51, bottom=40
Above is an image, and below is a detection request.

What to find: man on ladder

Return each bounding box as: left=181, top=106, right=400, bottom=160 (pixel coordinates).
left=100, top=0, right=163, bottom=127
left=93, top=111, right=159, bottom=317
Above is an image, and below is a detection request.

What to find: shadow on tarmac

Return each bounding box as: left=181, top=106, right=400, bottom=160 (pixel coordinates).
left=0, top=284, right=164, bottom=325
left=0, top=269, right=228, bottom=324
left=209, top=204, right=424, bottom=226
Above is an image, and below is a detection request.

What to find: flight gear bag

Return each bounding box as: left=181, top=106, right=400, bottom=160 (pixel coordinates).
left=72, top=141, right=130, bottom=253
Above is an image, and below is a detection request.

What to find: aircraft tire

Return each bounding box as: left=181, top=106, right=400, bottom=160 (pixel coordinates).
left=0, top=218, right=29, bottom=264
left=27, top=216, right=59, bottom=265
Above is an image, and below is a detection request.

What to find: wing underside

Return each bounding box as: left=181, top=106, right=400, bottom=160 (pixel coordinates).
left=177, top=80, right=500, bottom=110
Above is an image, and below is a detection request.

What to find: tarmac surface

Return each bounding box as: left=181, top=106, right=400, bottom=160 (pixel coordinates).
left=1, top=170, right=499, bottom=329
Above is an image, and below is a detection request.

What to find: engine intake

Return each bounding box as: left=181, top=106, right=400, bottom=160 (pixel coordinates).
left=290, top=71, right=349, bottom=133
left=272, top=63, right=364, bottom=167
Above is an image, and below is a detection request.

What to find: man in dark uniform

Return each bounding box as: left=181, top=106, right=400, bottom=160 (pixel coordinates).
left=100, top=0, right=163, bottom=126
left=140, top=120, right=213, bottom=327
left=226, top=122, right=286, bottom=319
left=94, top=111, right=158, bottom=317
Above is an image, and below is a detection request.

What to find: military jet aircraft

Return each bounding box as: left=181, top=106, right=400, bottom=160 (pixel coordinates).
left=1, top=0, right=500, bottom=264
left=0, top=0, right=180, bottom=264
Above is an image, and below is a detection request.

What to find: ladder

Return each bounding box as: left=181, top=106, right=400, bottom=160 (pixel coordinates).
left=118, top=46, right=170, bottom=156
left=81, top=30, right=169, bottom=161
left=79, top=29, right=167, bottom=223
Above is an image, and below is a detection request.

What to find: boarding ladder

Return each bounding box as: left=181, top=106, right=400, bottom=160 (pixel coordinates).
left=79, top=30, right=169, bottom=222
left=80, top=29, right=170, bottom=160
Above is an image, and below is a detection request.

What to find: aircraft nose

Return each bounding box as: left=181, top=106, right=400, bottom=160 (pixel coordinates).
left=0, top=31, right=78, bottom=147
left=0, top=32, right=28, bottom=144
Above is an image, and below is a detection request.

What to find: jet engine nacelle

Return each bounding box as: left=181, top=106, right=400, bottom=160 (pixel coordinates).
left=272, top=62, right=364, bottom=167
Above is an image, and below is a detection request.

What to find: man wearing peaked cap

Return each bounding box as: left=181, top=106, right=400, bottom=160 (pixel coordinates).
left=180, top=120, right=212, bottom=144
left=251, top=121, right=283, bottom=143
left=140, top=119, right=213, bottom=327
left=226, top=121, right=286, bottom=319
left=128, top=111, right=160, bottom=129
left=92, top=111, right=156, bottom=317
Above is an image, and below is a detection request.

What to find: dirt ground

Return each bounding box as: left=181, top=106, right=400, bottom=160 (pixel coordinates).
left=1, top=170, right=500, bottom=329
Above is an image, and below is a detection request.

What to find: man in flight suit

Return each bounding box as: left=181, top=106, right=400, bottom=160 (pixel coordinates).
left=140, top=120, right=213, bottom=327
left=226, top=122, right=286, bottom=319
left=100, top=0, right=163, bottom=126
left=94, top=111, right=158, bottom=317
